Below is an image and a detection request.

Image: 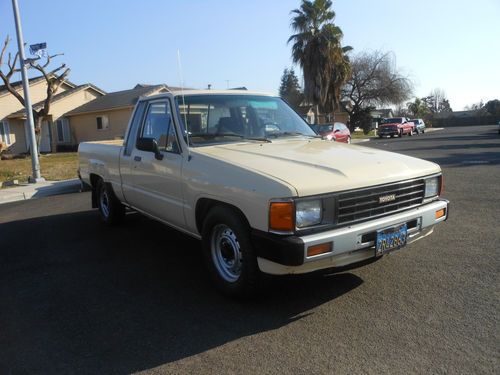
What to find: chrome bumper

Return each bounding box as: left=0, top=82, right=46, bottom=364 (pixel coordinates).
left=257, top=199, right=449, bottom=275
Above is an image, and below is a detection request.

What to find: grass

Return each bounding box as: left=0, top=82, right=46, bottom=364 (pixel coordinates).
left=0, top=152, right=78, bottom=184
left=352, top=130, right=376, bottom=139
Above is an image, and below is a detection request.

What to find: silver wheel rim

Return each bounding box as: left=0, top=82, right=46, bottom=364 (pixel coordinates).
left=100, top=187, right=110, bottom=218
left=210, top=224, right=242, bottom=283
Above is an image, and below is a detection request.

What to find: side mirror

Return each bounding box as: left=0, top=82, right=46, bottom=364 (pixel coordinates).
left=137, top=137, right=163, bottom=160
left=334, top=129, right=340, bottom=133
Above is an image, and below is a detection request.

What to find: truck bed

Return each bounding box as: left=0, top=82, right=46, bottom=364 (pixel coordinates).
left=78, top=141, right=123, bottom=189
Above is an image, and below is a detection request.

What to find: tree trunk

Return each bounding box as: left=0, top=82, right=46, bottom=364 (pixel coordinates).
left=34, top=116, right=42, bottom=155
left=27, top=115, right=43, bottom=155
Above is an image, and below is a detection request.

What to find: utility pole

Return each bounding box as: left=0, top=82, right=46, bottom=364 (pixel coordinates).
left=11, top=0, right=43, bottom=182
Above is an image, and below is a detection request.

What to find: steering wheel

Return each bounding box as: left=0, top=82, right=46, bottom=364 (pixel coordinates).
left=263, top=122, right=282, bottom=133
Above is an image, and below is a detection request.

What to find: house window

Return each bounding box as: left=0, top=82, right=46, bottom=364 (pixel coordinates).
left=0, top=120, right=11, bottom=144
left=56, top=118, right=70, bottom=143
left=96, top=116, right=109, bottom=130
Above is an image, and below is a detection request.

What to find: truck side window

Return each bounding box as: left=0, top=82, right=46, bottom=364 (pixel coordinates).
left=124, top=101, right=146, bottom=156
left=141, top=101, right=179, bottom=153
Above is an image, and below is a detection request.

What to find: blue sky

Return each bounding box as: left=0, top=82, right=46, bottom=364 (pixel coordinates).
left=1, top=0, right=499, bottom=110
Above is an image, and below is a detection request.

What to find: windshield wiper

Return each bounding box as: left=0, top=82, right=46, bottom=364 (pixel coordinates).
left=269, top=131, right=321, bottom=138
left=189, top=132, right=272, bottom=143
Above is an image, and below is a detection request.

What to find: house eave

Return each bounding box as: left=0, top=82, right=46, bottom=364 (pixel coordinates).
left=65, top=105, right=135, bottom=117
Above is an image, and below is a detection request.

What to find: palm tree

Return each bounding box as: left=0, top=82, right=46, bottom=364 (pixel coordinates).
left=288, top=0, right=351, bottom=122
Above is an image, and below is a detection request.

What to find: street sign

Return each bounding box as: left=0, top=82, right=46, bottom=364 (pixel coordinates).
left=29, top=42, right=47, bottom=57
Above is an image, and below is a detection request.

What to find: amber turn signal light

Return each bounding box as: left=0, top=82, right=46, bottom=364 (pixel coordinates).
left=439, top=175, right=444, bottom=196
left=307, top=242, right=333, bottom=257
left=435, top=208, right=446, bottom=219
left=269, top=202, right=294, bottom=231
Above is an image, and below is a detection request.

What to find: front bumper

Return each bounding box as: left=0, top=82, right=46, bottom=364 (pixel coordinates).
left=253, top=199, right=449, bottom=275
left=379, top=129, right=399, bottom=136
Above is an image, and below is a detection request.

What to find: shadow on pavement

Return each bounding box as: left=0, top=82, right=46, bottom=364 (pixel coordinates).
left=0, top=209, right=363, bottom=374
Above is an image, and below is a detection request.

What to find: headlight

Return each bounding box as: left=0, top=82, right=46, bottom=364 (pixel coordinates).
left=296, top=199, right=322, bottom=228
left=424, top=176, right=440, bottom=198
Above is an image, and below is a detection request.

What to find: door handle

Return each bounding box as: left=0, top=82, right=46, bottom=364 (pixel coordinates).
left=134, top=156, right=142, bottom=162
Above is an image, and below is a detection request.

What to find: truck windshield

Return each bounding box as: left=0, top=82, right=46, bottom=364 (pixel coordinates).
left=175, top=94, right=316, bottom=145
left=382, top=118, right=403, bottom=124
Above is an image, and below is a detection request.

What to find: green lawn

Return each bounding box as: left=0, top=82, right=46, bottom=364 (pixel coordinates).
left=352, top=130, right=376, bottom=139
left=0, top=152, right=78, bottom=184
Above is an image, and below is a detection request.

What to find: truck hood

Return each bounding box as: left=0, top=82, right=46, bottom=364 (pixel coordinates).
left=193, top=138, right=440, bottom=197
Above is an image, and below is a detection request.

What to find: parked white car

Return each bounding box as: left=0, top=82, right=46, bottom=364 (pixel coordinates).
left=79, top=90, right=449, bottom=296
left=411, top=119, right=426, bottom=134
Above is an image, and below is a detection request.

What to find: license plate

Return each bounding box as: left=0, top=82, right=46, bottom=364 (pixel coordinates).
left=376, top=224, right=407, bottom=256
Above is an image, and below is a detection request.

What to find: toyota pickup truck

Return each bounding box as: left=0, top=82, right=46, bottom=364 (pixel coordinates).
left=78, top=90, right=449, bottom=296
left=378, top=117, right=415, bottom=138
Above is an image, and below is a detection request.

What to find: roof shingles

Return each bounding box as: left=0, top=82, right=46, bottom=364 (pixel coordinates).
left=65, top=84, right=168, bottom=116
left=8, top=84, right=105, bottom=118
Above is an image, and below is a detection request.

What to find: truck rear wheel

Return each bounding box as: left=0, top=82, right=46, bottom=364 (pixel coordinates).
left=201, top=206, right=260, bottom=297
left=96, top=179, right=125, bottom=225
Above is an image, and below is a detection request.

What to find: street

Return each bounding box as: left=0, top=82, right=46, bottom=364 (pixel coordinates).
left=0, top=125, right=499, bottom=374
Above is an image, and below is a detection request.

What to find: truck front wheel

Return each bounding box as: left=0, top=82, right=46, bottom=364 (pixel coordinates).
left=96, top=179, right=125, bottom=225
left=201, top=206, right=260, bottom=297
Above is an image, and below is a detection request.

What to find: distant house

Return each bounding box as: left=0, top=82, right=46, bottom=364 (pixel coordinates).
left=370, top=108, right=395, bottom=129
left=0, top=76, right=105, bottom=154
left=65, top=84, right=174, bottom=146
left=371, top=108, right=394, bottom=120
left=297, top=101, right=350, bottom=125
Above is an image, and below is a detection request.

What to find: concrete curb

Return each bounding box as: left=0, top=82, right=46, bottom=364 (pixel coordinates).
left=351, top=138, right=372, bottom=144
left=0, top=178, right=82, bottom=205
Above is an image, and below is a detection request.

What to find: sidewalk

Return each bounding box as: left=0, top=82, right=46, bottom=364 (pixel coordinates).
left=0, top=179, right=82, bottom=205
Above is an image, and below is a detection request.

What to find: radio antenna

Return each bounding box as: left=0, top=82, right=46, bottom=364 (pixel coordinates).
left=177, top=49, right=191, bottom=160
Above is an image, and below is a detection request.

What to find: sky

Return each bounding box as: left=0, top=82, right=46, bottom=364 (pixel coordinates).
left=1, top=0, right=499, bottom=110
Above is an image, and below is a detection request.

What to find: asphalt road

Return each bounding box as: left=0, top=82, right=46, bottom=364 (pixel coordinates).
left=1, top=125, right=499, bottom=374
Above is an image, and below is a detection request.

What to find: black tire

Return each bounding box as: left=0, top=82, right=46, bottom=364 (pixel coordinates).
left=347, top=136, right=351, bottom=144
left=399, top=129, right=404, bottom=137
left=201, top=206, right=260, bottom=297
left=409, top=128, right=414, bottom=136
left=96, top=179, right=125, bottom=225
left=390, top=134, right=394, bottom=138
left=379, top=135, right=383, bottom=138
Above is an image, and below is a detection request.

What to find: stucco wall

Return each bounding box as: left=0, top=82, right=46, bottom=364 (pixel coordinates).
left=6, top=119, right=27, bottom=154
left=0, top=80, right=75, bottom=153
left=69, top=107, right=133, bottom=144
left=0, top=80, right=71, bottom=121
left=49, top=89, right=102, bottom=150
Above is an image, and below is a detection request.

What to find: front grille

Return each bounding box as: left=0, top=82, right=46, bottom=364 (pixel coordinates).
left=336, top=179, right=425, bottom=225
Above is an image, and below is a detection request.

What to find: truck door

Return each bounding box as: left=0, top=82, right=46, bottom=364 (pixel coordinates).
left=120, top=101, right=146, bottom=203
left=127, top=97, right=185, bottom=228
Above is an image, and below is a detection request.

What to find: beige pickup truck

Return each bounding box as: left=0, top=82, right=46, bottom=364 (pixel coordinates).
left=78, top=90, right=449, bottom=296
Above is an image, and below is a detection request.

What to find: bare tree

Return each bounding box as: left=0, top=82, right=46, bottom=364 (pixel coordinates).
left=0, top=36, right=70, bottom=151
left=422, top=88, right=452, bottom=113
left=341, top=50, right=413, bottom=130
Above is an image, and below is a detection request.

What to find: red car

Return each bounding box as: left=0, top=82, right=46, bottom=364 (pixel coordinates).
left=378, top=117, right=415, bottom=138
left=311, top=122, right=351, bottom=143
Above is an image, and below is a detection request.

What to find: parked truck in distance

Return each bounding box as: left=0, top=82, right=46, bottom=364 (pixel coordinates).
left=378, top=117, right=415, bottom=138
left=78, top=90, right=449, bottom=296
